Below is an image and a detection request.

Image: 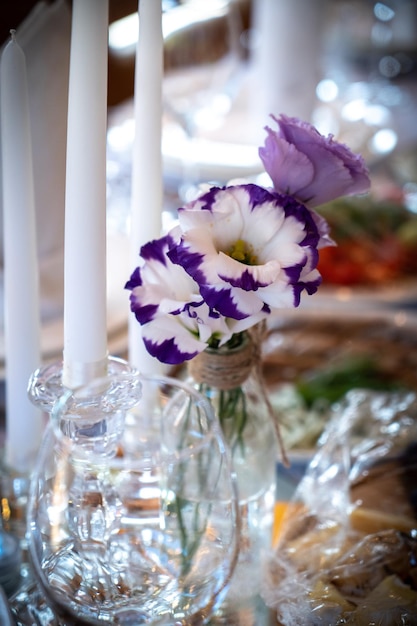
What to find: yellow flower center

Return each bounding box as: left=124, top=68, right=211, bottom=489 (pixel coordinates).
left=229, top=239, right=258, bottom=265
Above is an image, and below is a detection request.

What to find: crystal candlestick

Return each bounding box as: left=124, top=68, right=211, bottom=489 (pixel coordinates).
left=24, top=370, right=240, bottom=624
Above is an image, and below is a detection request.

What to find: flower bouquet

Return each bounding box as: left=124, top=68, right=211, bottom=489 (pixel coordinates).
left=126, top=114, right=369, bottom=365
left=126, top=114, right=370, bottom=611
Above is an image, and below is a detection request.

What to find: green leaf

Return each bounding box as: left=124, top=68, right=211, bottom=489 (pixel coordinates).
left=295, top=356, right=404, bottom=408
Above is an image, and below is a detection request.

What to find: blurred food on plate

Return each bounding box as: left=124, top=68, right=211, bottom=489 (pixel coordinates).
left=317, top=195, right=417, bottom=286
left=263, top=314, right=417, bottom=451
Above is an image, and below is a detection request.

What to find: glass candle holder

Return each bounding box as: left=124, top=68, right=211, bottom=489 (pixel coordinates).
left=26, top=371, right=240, bottom=625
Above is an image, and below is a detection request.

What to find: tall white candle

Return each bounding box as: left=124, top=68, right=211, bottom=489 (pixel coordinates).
left=0, top=31, right=43, bottom=472
left=250, top=0, right=325, bottom=130
left=128, top=0, right=164, bottom=374
left=63, top=0, right=109, bottom=389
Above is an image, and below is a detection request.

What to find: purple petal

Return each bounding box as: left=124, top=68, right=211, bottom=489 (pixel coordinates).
left=259, top=114, right=370, bottom=207
left=143, top=336, right=200, bottom=364
left=168, top=245, right=207, bottom=287
left=125, top=266, right=142, bottom=291
left=200, top=284, right=264, bottom=320
left=259, top=132, right=314, bottom=195
left=131, top=299, right=159, bottom=325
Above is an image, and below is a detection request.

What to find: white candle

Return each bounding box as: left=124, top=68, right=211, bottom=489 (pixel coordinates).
left=250, top=0, right=325, bottom=129
left=63, top=0, right=109, bottom=389
left=128, top=0, right=164, bottom=374
left=0, top=31, right=43, bottom=472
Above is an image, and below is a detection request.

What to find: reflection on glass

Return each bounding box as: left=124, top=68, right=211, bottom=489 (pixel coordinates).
left=25, top=373, right=240, bottom=625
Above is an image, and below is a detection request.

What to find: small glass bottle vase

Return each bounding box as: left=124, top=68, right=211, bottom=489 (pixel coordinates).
left=188, top=330, right=278, bottom=613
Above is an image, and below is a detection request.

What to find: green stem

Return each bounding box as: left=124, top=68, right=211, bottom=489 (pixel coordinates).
left=201, top=384, right=248, bottom=456
left=174, top=396, right=212, bottom=577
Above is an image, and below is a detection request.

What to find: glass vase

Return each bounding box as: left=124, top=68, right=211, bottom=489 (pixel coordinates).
left=20, top=370, right=240, bottom=625
left=187, top=330, right=278, bottom=619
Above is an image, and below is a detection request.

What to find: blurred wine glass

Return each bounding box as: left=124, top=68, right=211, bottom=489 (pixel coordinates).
left=162, top=0, right=245, bottom=201
left=24, top=372, right=240, bottom=625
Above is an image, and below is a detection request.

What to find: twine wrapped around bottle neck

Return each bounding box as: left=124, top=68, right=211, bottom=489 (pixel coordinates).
left=189, top=322, right=290, bottom=467
left=189, top=333, right=256, bottom=391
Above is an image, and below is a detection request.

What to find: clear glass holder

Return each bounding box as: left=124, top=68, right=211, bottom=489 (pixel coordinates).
left=1, top=357, right=134, bottom=550
left=10, top=364, right=241, bottom=625
left=28, top=355, right=135, bottom=414
left=6, top=356, right=137, bottom=621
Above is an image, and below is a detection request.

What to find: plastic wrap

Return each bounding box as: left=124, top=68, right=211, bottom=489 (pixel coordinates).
left=262, top=390, right=417, bottom=625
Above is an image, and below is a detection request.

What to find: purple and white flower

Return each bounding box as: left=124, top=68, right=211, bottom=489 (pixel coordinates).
left=169, top=184, right=323, bottom=320
left=259, top=114, right=370, bottom=208
left=127, top=115, right=370, bottom=366
left=125, top=234, right=261, bottom=364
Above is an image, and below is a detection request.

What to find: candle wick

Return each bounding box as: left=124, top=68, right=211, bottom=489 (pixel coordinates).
left=10, top=29, right=16, bottom=42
